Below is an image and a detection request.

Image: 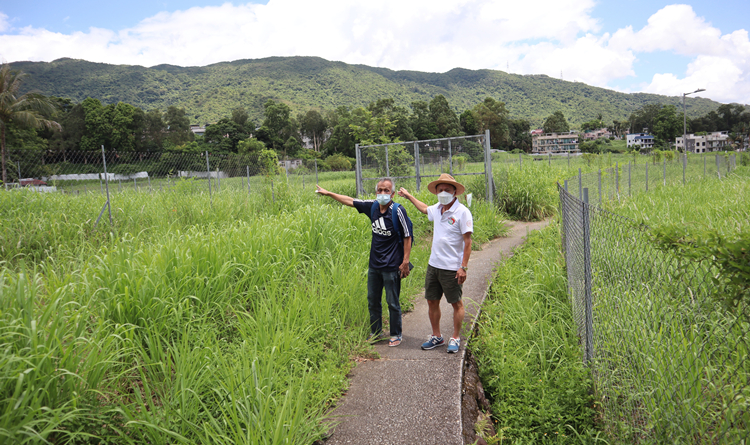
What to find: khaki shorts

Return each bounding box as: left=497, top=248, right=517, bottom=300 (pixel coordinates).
left=425, top=264, right=463, bottom=304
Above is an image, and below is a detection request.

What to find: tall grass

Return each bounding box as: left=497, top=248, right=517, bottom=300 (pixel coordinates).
left=0, top=173, right=507, bottom=443
left=471, top=224, right=603, bottom=444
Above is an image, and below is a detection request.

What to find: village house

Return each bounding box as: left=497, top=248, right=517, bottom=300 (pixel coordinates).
left=675, top=131, right=730, bottom=153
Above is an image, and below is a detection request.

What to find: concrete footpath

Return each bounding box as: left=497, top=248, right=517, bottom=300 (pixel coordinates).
left=323, top=219, right=551, bottom=445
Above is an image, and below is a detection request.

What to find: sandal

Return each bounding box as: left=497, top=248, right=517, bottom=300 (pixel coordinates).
left=388, top=335, right=402, bottom=347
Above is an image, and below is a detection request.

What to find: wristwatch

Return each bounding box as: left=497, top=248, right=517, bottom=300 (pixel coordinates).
left=461, top=266, right=468, bottom=271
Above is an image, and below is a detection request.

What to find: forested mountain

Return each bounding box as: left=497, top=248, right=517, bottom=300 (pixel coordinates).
left=10, top=56, right=724, bottom=127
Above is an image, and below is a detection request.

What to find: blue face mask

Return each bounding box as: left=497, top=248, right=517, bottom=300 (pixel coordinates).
left=376, top=194, right=391, bottom=206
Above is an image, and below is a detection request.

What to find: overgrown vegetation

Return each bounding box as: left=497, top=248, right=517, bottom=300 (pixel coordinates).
left=0, top=174, right=507, bottom=443
left=471, top=224, right=603, bottom=444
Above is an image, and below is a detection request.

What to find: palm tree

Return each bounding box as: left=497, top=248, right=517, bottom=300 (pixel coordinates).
left=0, top=64, right=61, bottom=184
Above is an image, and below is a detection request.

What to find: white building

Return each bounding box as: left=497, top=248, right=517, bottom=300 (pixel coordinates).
left=675, top=131, right=730, bottom=153
left=626, top=133, right=655, bottom=150
left=531, top=131, right=579, bottom=154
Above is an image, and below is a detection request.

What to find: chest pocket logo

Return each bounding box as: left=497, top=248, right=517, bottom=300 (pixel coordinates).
left=372, top=217, right=392, bottom=236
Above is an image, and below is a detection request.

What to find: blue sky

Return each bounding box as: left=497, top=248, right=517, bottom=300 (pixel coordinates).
left=1, top=1, right=749, bottom=104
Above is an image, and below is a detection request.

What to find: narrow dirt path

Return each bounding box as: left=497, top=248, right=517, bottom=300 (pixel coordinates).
left=323, top=219, right=552, bottom=445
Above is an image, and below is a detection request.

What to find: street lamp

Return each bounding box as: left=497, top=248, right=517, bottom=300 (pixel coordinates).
left=683, top=88, right=705, bottom=153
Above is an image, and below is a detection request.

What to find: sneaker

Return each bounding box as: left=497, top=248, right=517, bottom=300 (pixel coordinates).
left=421, top=335, right=445, bottom=350
left=447, top=337, right=460, bottom=353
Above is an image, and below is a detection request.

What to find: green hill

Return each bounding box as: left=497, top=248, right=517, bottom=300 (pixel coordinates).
left=10, top=56, right=723, bottom=127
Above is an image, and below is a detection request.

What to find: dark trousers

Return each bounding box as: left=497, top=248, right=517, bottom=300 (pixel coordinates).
left=367, top=268, right=402, bottom=336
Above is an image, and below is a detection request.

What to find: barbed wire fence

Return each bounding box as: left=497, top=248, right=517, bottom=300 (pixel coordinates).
left=4, top=147, right=324, bottom=226
left=558, top=165, right=749, bottom=442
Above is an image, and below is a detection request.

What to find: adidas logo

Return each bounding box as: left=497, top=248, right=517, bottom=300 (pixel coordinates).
left=372, top=217, right=392, bottom=236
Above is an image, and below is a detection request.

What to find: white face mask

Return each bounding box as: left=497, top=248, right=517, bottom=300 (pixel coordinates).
left=376, top=194, right=391, bottom=206
left=437, top=191, right=454, bottom=206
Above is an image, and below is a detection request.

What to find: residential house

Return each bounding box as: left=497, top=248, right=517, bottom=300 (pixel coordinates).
left=531, top=131, right=579, bottom=154
left=675, top=131, right=730, bottom=153
left=626, top=133, right=655, bottom=150
left=582, top=128, right=612, bottom=141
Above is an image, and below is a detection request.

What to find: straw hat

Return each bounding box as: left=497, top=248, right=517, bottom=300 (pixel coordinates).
left=427, top=173, right=465, bottom=195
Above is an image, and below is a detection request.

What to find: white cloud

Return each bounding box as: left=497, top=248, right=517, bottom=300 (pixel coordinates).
left=0, top=12, right=9, bottom=33
left=609, top=5, right=750, bottom=104
left=0, top=0, right=599, bottom=70
left=0, top=1, right=748, bottom=103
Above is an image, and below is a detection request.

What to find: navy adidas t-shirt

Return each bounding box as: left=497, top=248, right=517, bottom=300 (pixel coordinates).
left=353, top=200, right=411, bottom=271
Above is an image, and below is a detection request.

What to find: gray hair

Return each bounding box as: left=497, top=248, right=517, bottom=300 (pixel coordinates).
left=375, top=177, right=396, bottom=193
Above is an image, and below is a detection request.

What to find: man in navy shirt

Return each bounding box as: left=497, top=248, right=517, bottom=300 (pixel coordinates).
left=316, top=177, right=412, bottom=347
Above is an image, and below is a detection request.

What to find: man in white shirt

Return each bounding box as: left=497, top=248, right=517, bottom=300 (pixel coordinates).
left=399, top=174, right=473, bottom=353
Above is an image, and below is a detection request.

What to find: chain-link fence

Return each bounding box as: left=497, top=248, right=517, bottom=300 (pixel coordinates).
left=355, top=132, right=492, bottom=200
left=560, top=153, right=738, bottom=206
left=3, top=147, right=326, bottom=225
left=559, top=184, right=749, bottom=443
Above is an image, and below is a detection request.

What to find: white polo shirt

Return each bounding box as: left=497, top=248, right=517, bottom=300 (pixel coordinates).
left=427, top=200, right=473, bottom=271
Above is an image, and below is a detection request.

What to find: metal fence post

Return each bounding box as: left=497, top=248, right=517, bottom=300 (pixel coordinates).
left=519, top=152, right=522, bottom=169
left=247, top=165, right=250, bottom=194
left=548, top=153, right=551, bottom=167
left=355, top=144, right=362, bottom=198
left=271, top=179, right=275, bottom=203
left=205, top=151, right=212, bottom=201
left=414, top=141, right=421, bottom=193
left=615, top=162, right=619, bottom=199
left=315, top=159, right=318, bottom=184
left=683, top=153, right=686, bottom=185
left=582, top=187, right=593, bottom=363
left=448, top=139, right=453, bottom=176
left=564, top=180, right=568, bottom=192
left=716, top=154, right=721, bottom=179
left=94, top=145, right=112, bottom=228
left=628, top=161, right=631, bottom=196
left=485, top=130, right=493, bottom=203
left=385, top=146, right=390, bottom=177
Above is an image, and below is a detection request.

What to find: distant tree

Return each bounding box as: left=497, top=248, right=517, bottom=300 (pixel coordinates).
left=459, top=110, right=478, bottom=135
left=508, top=118, right=531, bottom=152
left=298, top=109, right=328, bottom=152
left=349, top=107, right=397, bottom=146
left=164, top=106, right=193, bottom=145
left=204, top=118, right=250, bottom=153
left=79, top=98, right=111, bottom=151
left=628, top=104, right=661, bottom=134
left=472, top=97, right=510, bottom=148
left=429, top=95, right=461, bottom=138
left=652, top=105, right=683, bottom=145
left=581, top=114, right=604, bottom=132
left=716, top=104, right=748, bottom=132
left=542, top=111, right=569, bottom=134
left=0, top=65, right=61, bottom=183
left=259, top=100, right=295, bottom=153
left=143, top=109, right=166, bottom=151
left=238, top=137, right=266, bottom=154
left=231, top=107, right=250, bottom=127
left=409, top=100, right=438, bottom=141
left=322, top=106, right=355, bottom=157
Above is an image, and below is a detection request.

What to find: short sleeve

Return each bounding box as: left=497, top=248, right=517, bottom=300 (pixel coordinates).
left=353, top=200, right=374, bottom=216
left=396, top=205, right=411, bottom=238
left=460, top=209, right=473, bottom=234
